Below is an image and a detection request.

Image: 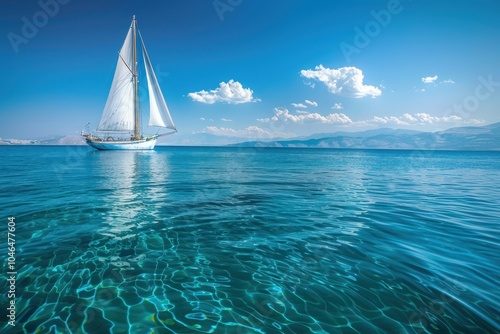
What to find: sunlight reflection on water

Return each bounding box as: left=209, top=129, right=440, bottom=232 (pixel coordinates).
left=0, top=147, right=499, bottom=333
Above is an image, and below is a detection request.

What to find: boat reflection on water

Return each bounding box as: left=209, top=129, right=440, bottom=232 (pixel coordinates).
left=95, top=150, right=171, bottom=241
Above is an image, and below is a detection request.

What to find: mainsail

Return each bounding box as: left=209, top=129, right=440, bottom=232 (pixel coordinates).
left=98, top=22, right=135, bottom=132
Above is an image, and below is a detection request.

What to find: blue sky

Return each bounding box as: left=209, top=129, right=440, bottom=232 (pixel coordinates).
left=1, top=0, right=500, bottom=142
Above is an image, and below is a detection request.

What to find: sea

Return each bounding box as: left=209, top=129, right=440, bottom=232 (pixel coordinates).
left=0, top=146, right=499, bottom=334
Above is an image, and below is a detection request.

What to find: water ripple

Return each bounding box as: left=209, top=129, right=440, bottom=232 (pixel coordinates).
left=0, top=147, right=499, bottom=333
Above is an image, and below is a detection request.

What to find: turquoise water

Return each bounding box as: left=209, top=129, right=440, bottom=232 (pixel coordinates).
left=1, top=146, right=499, bottom=333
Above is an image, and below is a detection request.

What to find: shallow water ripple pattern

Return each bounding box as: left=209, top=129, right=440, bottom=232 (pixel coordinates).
left=0, top=147, right=499, bottom=333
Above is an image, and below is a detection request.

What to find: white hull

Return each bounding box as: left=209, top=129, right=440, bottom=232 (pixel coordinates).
left=86, top=137, right=157, bottom=150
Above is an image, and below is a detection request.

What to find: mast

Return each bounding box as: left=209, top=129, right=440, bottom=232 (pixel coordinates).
left=132, top=15, right=139, bottom=139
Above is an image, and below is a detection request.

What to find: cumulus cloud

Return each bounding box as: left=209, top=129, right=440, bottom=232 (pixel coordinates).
left=305, top=100, right=318, bottom=107
left=370, top=116, right=410, bottom=125
left=364, top=113, right=482, bottom=126
left=263, top=108, right=352, bottom=124
left=300, top=65, right=381, bottom=98
left=413, top=113, right=462, bottom=123
left=256, top=106, right=483, bottom=129
left=442, top=79, right=455, bottom=84
left=332, top=103, right=343, bottom=110
left=292, top=100, right=318, bottom=108
left=202, top=126, right=294, bottom=139
left=188, top=80, right=259, bottom=104
left=402, top=113, right=417, bottom=122
left=422, top=75, right=438, bottom=84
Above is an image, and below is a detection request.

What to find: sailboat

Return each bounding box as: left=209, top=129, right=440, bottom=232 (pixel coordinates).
left=82, top=16, right=176, bottom=150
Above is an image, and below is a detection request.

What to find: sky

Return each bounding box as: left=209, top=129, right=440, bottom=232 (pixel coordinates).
left=1, top=0, right=500, bottom=143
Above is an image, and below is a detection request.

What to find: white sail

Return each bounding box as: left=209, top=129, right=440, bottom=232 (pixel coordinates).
left=84, top=16, right=177, bottom=150
left=97, top=23, right=136, bottom=132
left=140, top=34, right=176, bottom=130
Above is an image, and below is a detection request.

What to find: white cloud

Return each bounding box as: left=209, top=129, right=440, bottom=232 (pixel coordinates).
left=300, top=65, right=381, bottom=98
left=414, top=113, right=463, bottom=124
left=402, top=113, right=417, bottom=122
left=305, top=100, right=318, bottom=107
left=199, top=117, right=206, bottom=121
left=332, top=103, right=343, bottom=110
left=270, top=108, right=352, bottom=124
left=257, top=107, right=483, bottom=128
left=422, top=75, right=438, bottom=84
left=370, top=116, right=410, bottom=126
left=442, top=79, right=455, bottom=84
left=202, top=126, right=294, bottom=139
left=188, top=80, right=259, bottom=104
left=364, top=113, right=480, bottom=126
left=220, top=118, right=233, bottom=122
left=415, top=113, right=435, bottom=123
left=292, top=100, right=318, bottom=108
left=305, top=82, right=316, bottom=89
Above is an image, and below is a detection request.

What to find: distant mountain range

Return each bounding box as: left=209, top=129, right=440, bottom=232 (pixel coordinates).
left=0, top=135, right=85, bottom=146
left=230, top=122, right=500, bottom=150
left=2, top=122, right=499, bottom=150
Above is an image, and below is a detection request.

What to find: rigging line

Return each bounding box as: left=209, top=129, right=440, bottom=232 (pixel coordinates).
left=118, top=52, right=135, bottom=76
left=157, top=130, right=177, bottom=138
